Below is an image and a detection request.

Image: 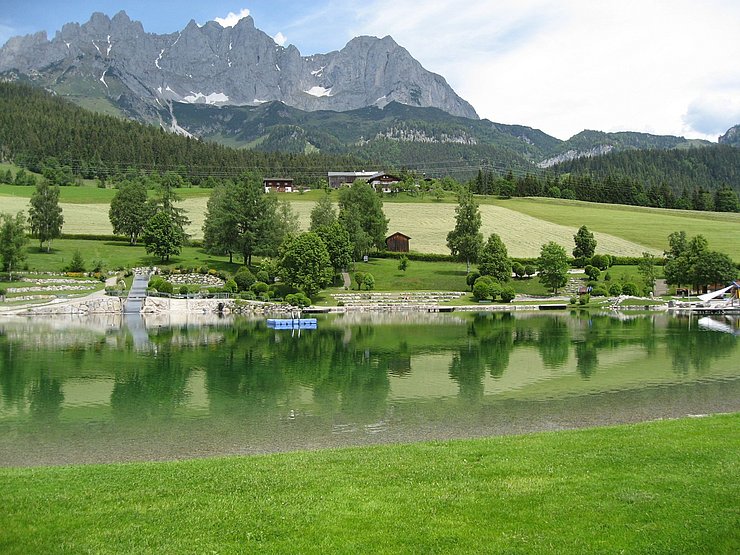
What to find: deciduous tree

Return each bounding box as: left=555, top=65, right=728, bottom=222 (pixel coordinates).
left=315, top=221, right=353, bottom=275
left=202, top=175, right=280, bottom=266
left=478, top=233, right=511, bottom=282
left=338, top=181, right=388, bottom=260
left=309, top=193, right=337, bottom=231
left=28, top=181, right=63, bottom=252
left=446, top=189, right=483, bottom=273
left=109, top=180, right=152, bottom=245
left=538, top=242, right=569, bottom=294
left=278, top=232, right=333, bottom=297
left=141, top=211, right=184, bottom=263
left=0, top=211, right=28, bottom=280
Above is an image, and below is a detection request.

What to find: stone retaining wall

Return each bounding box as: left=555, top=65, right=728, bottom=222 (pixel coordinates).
left=23, top=297, right=122, bottom=315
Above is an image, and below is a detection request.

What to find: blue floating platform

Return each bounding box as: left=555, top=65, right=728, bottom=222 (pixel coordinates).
left=267, top=318, right=318, bottom=329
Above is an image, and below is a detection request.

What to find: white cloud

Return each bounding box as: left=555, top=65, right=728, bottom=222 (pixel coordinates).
left=683, top=94, right=740, bottom=137
left=273, top=32, right=287, bottom=47
left=214, top=8, right=250, bottom=28
left=343, top=0, right=740, bottom=140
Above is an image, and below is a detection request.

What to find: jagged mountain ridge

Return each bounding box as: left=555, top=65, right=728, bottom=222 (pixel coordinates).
left=0, top=10, right=478, bottom=123
left=0, top=10, right=728, bottom=169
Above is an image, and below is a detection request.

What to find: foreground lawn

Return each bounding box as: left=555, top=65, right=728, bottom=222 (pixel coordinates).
left=0, top=414, right=737, bottom=554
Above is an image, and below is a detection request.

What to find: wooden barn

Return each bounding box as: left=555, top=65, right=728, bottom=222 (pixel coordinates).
left=385, top=232, right=411, bottom=253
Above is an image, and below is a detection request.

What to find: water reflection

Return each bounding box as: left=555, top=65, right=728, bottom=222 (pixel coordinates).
left=0, top=312, right=737, bottom=466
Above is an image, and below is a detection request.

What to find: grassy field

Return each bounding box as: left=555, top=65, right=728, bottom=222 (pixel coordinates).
left=0, top=414, right=737, bottom=553
left=2, top=183, right=738, bottom=258
left=502, top=197, right=740, bottom=259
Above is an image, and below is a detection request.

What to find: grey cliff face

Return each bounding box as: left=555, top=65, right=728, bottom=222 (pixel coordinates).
left=718, top=124, right=740, bottom=147
left=0, top=11, right=478, bottom=121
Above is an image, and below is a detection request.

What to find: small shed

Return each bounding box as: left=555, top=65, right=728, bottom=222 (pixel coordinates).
left=386, top=232, right=411, bottom=253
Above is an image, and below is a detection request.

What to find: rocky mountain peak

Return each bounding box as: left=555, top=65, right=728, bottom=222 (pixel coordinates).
left=0, top=10, right=478, bottom=122
left=718, top=124, right=740, bottom=147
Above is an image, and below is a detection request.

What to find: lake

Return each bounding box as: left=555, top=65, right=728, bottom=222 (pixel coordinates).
left=0, top=311, right=738, bottom=466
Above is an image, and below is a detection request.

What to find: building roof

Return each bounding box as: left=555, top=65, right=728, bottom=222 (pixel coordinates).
left=327, top=171, right=378, bottom=178
left=386, top=232, right=411, bottom=240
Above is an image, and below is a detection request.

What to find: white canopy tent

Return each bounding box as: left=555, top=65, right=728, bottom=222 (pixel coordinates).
left=697, top=282, right=739, bottom=303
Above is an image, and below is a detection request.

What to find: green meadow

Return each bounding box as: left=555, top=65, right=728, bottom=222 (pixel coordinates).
left=1, top=415, right=737, bottom=554
left=1, top=175, right=738, bottom=259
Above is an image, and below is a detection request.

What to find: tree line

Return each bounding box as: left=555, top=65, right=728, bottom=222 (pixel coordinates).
left=469, top=169, right=740, bottom=213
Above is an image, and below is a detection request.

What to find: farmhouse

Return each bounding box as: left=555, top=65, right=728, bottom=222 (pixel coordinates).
left=386, top=232, right=411, bottom=252
left=263, top=178, right=294, bottom=193
left=368, top=172, right=401, bottom=193
left=327, top=171, right=402, bottom=192
left=327, top=171, right=378, bottom=189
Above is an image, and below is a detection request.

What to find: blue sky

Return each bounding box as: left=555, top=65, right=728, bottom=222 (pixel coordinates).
left=2, top=1, right=739, bottom=141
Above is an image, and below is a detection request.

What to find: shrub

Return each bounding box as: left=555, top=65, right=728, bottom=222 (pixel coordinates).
left=584, top=265, right=601, bottom=281
left=179, top=285, right=189, bottom=295
left=354, top=271, right=366, bottom=290
left=590, top=254, right=612, bottom=270
left=251, top=281, right=269, bottom=294
left=199, top=265, right=209, bottom=274
left=67, top=250, right=86, bottom=273
left=604, top=271, right=612, bottom=282
left=224, top=279, right=238, bottom=293
left=234, top=267, right=256, bottom=292
left=609, top=283, right=623, bottom=296
left=579, top=294, right=590, bottom=305
left=500, top=286, right=516, bottom=303
left=569, top=296, right=577, bottom=305
left=512, top=262, right=525, bottom=279
left=285, top=292, right=311, bottom=307
left=158, top=281, right=174, bottom=294
left=239, top=291, right=256, bottom=301
left=363, top=273, right=375, bottom=290
left=524, top=264, right=536, bottom=278
left=270, top=282, right=296, bottom=299
left=622, top=282, right=640, bottom=296
left=473, top=276, right=501, bottom=301
left=591, top=285, right=609, bottom=297
left=466, top=271, right=481, bottom=291
left=256, top=270, right=270, bottom=283
left=148, top=277, right=164, bottom=290
left=473, top=280, right=491, bottom=301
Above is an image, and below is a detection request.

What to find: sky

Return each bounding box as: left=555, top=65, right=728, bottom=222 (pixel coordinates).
left=1, top=0, right=739, bottom=141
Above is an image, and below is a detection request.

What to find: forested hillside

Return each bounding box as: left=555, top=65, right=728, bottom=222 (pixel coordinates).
left=552, top=146, right=740, bottom=195
left=0, top=83, right=363, bottom=185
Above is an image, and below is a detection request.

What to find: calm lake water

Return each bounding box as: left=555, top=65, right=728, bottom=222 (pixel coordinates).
left=0, top=311, right=738, bottom=466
